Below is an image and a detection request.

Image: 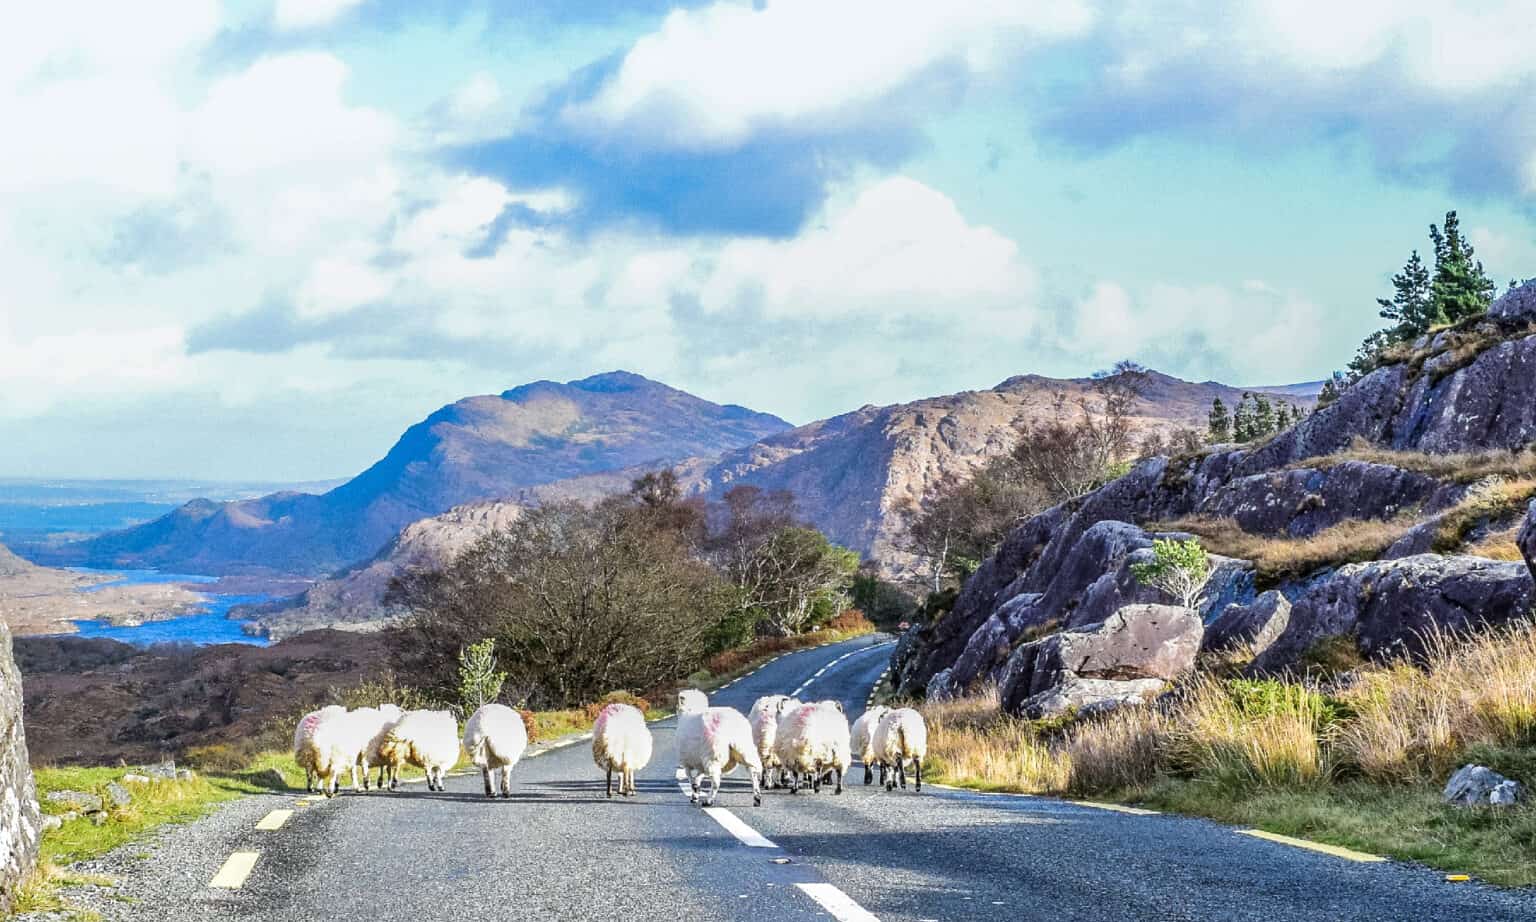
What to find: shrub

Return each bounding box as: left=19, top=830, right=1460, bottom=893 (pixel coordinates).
left=583, top=691, right=654, bottom=722
left=1130, top=537, right=1211, bottom=609
left=1154, top=515, right=1415, bottom=587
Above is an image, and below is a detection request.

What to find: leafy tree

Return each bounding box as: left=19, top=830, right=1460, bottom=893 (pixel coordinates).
left=457, top=638, right=507, bottom=715
left=1208, top=398, right=1231, bottom=443
left=1130, top=538, right=1212, bottom=611
left=1429, top=211, right=1496, bottom=324
left=850, top=566, right=916, bottom=629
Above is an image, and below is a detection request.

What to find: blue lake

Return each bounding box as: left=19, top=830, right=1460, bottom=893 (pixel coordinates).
left=63, top=568, right=271, bottom=647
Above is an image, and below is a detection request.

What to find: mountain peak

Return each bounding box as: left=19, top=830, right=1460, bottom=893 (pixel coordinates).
left=569, top=370, right=656, bottom=393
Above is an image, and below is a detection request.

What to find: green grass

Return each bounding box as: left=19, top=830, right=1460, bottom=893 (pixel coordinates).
left=1132, top=777, right=1536, bottom=886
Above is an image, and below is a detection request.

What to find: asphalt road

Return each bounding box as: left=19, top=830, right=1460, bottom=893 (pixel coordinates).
left=49, top=634, right=1536, bottom=921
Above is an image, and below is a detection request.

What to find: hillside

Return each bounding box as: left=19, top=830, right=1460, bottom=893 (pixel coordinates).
left=0, top=540, right=209, bottom=635
left=681, top=371, right=1319, bottom=577
left=250, top=370, right=1316, bottom=637
left=39, top=372, right=790, bottom=577
left=894, top=284, right=1536, bottom=712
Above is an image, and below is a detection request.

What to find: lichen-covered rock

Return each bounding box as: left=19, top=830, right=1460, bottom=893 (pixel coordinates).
left=1203, top=590, right=1291, bottom=657
left=1019, top=677, right=1166, bottom=720
left=1519, top=499, right=1536, bottom=583
left=1197, top=462, right=1444, bottom=538
left=998, top=604, right=1202, bottom=715
left=0, top=623, right=40, bottom=913
left=1490, top=279, right=1536, bottom=323
left=1443, top=764, right=1525, bottom=807
left=1254, top=555, right=1534, bottom=672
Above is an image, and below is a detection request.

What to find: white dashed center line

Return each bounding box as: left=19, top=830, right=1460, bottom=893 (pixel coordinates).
left=703, top=807, right=778, bottom=848
left=255, top=809, right=292, bottom=830
left=796, top=882, right=881, bottom=921
left=791, top=642, right=893, bottom=697
left=209, top=851, right=260, bottom=889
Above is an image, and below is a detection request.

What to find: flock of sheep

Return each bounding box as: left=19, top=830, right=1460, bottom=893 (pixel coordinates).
left=292, top=690, right=927, bottom=806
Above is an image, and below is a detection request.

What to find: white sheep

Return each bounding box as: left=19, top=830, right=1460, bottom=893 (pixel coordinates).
left=674, top=688, right=710, bottom=780
left=849, top=705, right=890, bottom=786
left=592, top=703, right=653, bottom=798
left=463, top=703, right=529, bottom=798
left=775, top=700, right=851, bottom=795
left=378, top=709, right=460, bottom=792
left=873, top=707, right=928, bottom=793
left=677, top=706, right=763, bottom=807
left=360, top=704, right=405, bottom=790
left=293, top=705, right=348, bottom=796
left=750, top=696, right=801, bottom=789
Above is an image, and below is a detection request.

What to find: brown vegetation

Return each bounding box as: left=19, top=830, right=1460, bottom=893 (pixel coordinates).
left=1155, top=515, right=1415, bottom=586
left=1300, top=439, right=1536, bottom=484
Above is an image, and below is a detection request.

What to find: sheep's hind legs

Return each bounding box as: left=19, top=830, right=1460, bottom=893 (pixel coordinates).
left=606, top=766, right=613, bottom=799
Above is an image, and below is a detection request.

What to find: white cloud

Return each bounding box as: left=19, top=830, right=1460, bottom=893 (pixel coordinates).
left=272, top=0, right=366, bottom=31
left=561, top=0, right=1095, bottom=149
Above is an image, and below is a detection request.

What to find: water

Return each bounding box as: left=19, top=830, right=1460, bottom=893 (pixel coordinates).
left=62, top=568, right=271, bottom=647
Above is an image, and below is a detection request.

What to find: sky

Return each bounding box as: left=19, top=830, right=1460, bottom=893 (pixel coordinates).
left=4, top=1, right=1536, bottom=481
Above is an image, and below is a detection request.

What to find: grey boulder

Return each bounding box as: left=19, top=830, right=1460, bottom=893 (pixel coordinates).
left=105, top=781, right=132, bottom=807
left=1490, top=279, right=1536, bottom=323
left=1019, top=677, right=1166, bottom=720
left=1203, top=590, right=1291, bottom=657
left=45, top=790, right=103, bottom=813
left=999, top=604, right=1202, bottom=715
left=1443, top=764, right=1525, bottom=807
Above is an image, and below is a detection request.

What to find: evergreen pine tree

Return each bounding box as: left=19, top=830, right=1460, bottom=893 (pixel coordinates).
left=1429, top=211, right=1496, bottom=324
left=1317, top=373, right=1344, bottom=408
left=1376, top=250, right=1435, bottom=337
left=1253, top=394, right=1276, bottom=437
left=1232, top=393, right=1255, bottom=442
left=1208, top=398, right=1231, bottom=443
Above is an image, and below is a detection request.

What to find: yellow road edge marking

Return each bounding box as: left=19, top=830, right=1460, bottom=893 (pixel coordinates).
left=209, top=851, right=260, bottom=889
left=1238, top=829, right=1384, bottom=862
left=1072, top=800, right=1159, bottom=816
left=255, top=809, right=292, bottom=831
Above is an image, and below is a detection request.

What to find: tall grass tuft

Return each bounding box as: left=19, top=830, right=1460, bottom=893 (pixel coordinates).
left=1065, top=706, right=1166, bottom=795
left=922, top=684, right=1071, bottom=793
left=1167, top=677, right=1333, bottom=788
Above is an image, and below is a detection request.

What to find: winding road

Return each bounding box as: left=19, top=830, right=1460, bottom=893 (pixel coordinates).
left=61, top=635, right=1536, bottom=921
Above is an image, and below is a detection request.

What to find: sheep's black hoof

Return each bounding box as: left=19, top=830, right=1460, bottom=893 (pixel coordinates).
left=500, top=791, right=511, bottom=799
left=753, top=794, right=762, bottom=807
left=835, top=786, right=843, bottom=795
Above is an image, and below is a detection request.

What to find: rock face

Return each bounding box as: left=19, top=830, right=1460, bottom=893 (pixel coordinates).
left=897, top=319, right=1536, bottom=707
left=1443, top=764, right=1525, bottom=807
left=1254, top=556, right=1533, bottom=671
left=1490, top=279, right=1536, bottom=323
left=50, top=372, right=791, bottom=576
left=0, top=623, right=40, bottom=912
left=1203, top=590, right=1291, bottom=657
left=996, top=604, right=1202, bottom=717
left=1519, top=500, right=1536, bottom=583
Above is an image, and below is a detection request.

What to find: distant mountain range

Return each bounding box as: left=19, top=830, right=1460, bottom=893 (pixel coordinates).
left=35, top=372, right=789, bottom=576
left=249, top=369, right=1318, bottom=637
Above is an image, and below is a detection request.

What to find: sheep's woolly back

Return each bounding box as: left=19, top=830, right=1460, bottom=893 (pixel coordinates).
left=592, top=703, right=653, bottom=772
left=850, top=706, right=890, bottom=765
left=365, top=704, right=406, bottom=764
left=748, top=695, right=790, bottom=725
left=677, top=689, right=708, bottom=715
left=677, top=706, right=760, bottom=775
left=775, top=701, right=852, bottom=774
left=293, top=705, right=349, bottom=775
left=463, top=704, right=529, bottom=769
left=873, top=707, right=927, bottom=763
left=381, top=709, right=460, bottom=772
left=750, top=708, right=781, bottom=767
left=293, top=705, right=346, bottom=753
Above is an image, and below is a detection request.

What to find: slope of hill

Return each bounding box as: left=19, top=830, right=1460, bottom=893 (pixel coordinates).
left=681, top=371, right=1316, bottom=576
left=42, top=372, right=789, bottom=577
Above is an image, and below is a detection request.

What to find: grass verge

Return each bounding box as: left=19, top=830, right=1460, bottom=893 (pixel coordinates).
left=921, top=621, right=1536, bottom=885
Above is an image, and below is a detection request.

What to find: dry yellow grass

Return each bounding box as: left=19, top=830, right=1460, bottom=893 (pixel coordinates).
left=1166, top=677, right=1331, bottom=788
left=1064, top=706, right=1166, bottom=795
left=922, top=685, right=1070, bottom=793
left=1156, top=515, right=1414, bottom=585
left=1302, top=439, right=1536, bottom=484
left=1335, top=623, right=1536, bottom=784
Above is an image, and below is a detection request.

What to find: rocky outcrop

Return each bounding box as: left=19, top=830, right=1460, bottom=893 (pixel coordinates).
left=1490, top=279, right=1536, bottom=323
left=996, top=604, right=1202, bottom=717
left=1253, top=555, right=1533, bottom=671
left=1203, top=590, right=1291, bottom=657
left=1443, top=764, right=1525, bottom=807
left=0, top=623, right=40, bottom=912
left=1519, top=500, right=1536, bottom=583
left=898, top=318, right=1536, bottom=708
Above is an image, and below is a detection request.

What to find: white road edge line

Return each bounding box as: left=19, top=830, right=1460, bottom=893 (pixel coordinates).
left=209, top=851, right=260, bottom=889
left=703, top=807, right=778, bottom=848
left=796, top=882, right=881, bottom=922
